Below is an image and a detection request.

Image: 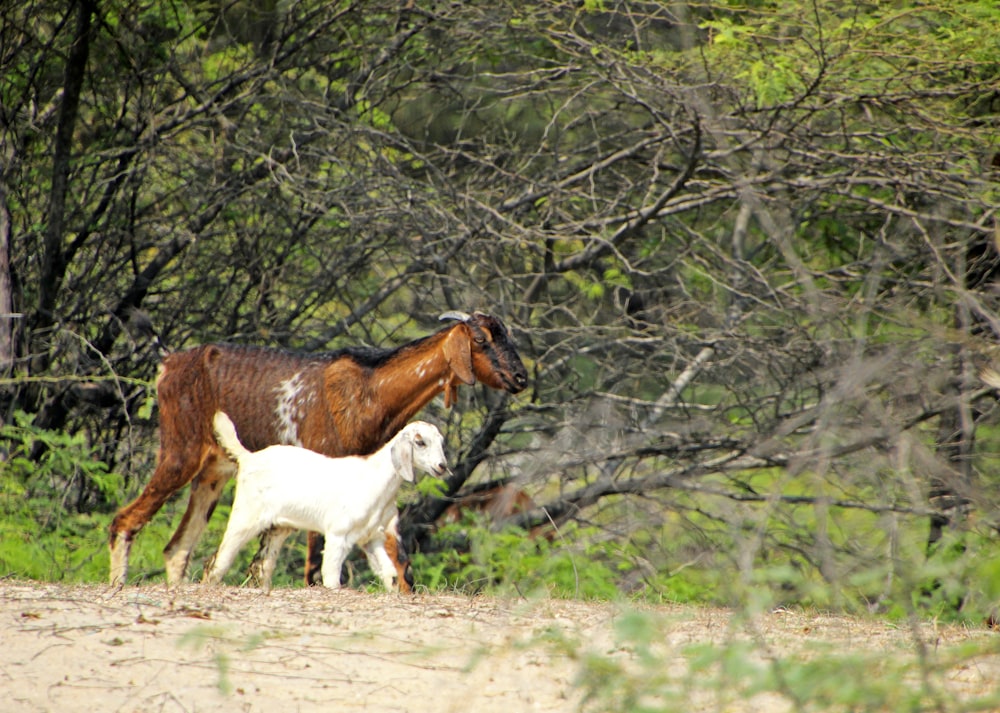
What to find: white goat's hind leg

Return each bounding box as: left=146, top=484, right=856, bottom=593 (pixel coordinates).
left=319, top=536, right=350, bottom=589
left=362, top=536, right=398, bottom=591
left=255, top=526, right=294, bottom=593
left=203, top=519, right=263, bottom=585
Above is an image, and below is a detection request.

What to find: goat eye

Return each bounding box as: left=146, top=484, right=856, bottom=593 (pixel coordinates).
left=474, top=335, right=486, bottom=345
left=414, top=436, right=425, bottom=447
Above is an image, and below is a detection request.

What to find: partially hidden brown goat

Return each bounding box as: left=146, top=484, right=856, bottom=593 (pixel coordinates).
left=441, top=480, right=537, bottom=525
left=440, top=479, right=554, bottom=541
left=109, top=311, right=528, bottom=590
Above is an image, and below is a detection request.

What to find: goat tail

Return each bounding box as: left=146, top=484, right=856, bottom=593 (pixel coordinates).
left=212, top=411, right=252, bottom=464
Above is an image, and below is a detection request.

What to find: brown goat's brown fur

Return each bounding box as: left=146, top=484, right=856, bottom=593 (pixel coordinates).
left=441, top=481, right=554, bottom=541
left=441, top=483, right=537, bottom=524
left=109, top=314, right=527, bottom=590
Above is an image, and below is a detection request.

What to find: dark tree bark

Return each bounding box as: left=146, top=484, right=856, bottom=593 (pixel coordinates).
left=36, top=0, right=96, bottom=338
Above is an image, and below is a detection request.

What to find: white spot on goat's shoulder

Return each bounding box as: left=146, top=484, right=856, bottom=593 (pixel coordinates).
left=412, top=357, right=435, bottom=379
left=275, top=372, right=305, bottom=446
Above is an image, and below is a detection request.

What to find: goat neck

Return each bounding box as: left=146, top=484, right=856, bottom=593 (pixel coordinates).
left=361, top=433, right=411, bottom=513
left=350, top=325, right=466, bottom=440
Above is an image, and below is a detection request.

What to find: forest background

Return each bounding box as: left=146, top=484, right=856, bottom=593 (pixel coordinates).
left=2, top=0, right=1000, bottom=631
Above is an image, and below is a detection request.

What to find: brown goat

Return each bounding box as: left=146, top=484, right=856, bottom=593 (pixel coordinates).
left=439, top=479, right=555, bottom=541
left=109, top=311, right=528, bottom=590
left=441, top=481, right=537, bottom=525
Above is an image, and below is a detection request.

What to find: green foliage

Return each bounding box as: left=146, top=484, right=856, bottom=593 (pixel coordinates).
left=0, top=411, right=124, bottom=581
left=696, top=0, right=1000, bottom=124
left=2, top=410, right=123, bottom=504
left=414, top=474, right=448, bottom=498
left=909, top=528, right=1000, bottom=624
left=414, top=520, right=622, bottom=599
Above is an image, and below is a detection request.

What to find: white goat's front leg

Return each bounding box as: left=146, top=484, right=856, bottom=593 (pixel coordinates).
left=319, top=535, right=350, bottom=589
left=361, top=533, right=398, bottom=591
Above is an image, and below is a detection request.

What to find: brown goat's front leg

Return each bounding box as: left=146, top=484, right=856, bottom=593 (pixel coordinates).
left=110, top=492, right=172, bottom=587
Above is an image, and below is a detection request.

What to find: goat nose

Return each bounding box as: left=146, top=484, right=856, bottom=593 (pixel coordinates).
left=515, top=372, right=528, bottom=387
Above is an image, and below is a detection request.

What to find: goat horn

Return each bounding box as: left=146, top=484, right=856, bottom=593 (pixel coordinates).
left=439, top=311, right=472, bottom=323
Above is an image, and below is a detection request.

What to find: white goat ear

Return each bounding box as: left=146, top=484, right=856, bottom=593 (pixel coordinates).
left=392, top=437, right=416, bottom=482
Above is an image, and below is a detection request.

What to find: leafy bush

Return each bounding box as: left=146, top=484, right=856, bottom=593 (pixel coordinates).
left=414, top=519, right=622, bottom=599
left=0, top=411, right=123, bottom=581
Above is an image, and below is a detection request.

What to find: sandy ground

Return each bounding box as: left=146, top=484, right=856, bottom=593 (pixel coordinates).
left=1, top=581, right=997, bottom=713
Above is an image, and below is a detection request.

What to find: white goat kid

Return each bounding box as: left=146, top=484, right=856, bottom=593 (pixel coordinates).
left=205, top=411, right=447, bottom=590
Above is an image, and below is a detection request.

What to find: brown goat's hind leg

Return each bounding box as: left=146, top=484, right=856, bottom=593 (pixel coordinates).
left=247, top=527, right=291, bottom=588
left=246, top=532, right=269, bottom=587
left=383, top=531, right=414, bottom=593
left=162, top=459, right=233, bottom=584
left=256, top=526, right=294, bottom=592
left=305, top=532, right=325, bottom=586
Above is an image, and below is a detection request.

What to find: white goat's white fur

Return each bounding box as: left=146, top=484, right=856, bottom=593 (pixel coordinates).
left=204, top=411, right=447, bottom=590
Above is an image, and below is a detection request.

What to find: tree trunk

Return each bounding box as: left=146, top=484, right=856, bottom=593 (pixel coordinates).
left=0, top=182, right=13, bottom=380
left=34, top=0, right=96, bottom=343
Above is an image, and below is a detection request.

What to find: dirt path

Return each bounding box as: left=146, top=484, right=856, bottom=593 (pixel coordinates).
left=1, top=582, right=996, bottom=712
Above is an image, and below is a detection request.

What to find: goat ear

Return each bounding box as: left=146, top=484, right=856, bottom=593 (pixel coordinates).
left=443, top=326, right=476, bottom=386
left=392, top=438, right=416, bottom=482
